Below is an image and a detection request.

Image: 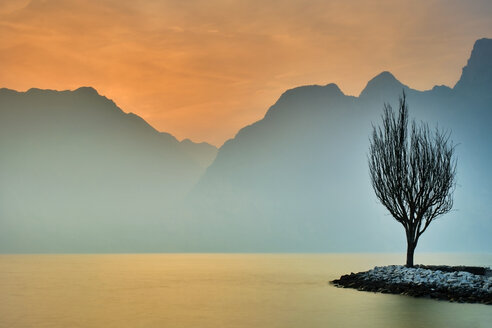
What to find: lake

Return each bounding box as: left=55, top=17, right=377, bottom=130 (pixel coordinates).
left=0, top=253, right=490, bottom=327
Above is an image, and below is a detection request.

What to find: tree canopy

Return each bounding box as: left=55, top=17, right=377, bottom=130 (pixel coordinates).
left=368, top=92, right=457, bottom=267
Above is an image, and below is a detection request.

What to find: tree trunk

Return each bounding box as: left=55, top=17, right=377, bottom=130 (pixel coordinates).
left=406, top=240, right=416, bottom=267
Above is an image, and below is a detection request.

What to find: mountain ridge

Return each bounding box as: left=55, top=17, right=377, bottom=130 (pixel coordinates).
left=1, top=38, right=491, bottom=253
left=0, top=86, right=217, bottom=155
left=192, top=37, right=492, bottom=253
left=454, top=37, right=492, bottom=93
left=0, top=86, right=217, bottom=252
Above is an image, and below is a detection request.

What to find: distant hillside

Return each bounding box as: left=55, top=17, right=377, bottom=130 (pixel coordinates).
left=0, top=87, right=216, bottom=252
left=190, top=38, right=492, bottom=253
left=1, top=38, right=491, bottom=253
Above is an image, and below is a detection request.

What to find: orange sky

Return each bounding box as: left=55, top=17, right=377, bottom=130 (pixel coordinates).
left=1, top=0, right=491, bottom=146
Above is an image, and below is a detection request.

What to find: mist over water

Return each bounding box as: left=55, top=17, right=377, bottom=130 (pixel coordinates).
left=1, top=254, right=490, bottom=328
left=1, top=39, right=491, bottom=254
left=1, top=3, right=491, bottom=327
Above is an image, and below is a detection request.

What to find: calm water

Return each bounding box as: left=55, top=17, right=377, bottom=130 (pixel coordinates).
left=0, top=253, right=491, bottom=328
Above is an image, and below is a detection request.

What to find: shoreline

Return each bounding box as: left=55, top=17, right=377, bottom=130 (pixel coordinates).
left=332, top=265, right=492, bottom=305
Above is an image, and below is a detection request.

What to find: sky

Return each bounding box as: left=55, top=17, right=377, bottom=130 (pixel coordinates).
left=1, top=0, right=491, bottom=146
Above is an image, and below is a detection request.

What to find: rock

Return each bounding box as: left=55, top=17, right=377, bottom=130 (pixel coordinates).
left=331, top=265, right=492, bottom=305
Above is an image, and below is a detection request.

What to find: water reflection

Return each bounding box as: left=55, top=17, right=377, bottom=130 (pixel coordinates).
left=383, top=292, right=489, bottom=328
left=0, top=254, right=490, bottom=328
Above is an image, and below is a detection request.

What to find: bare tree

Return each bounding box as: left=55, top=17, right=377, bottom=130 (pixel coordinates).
left=368, top=92, right=457, bottom=267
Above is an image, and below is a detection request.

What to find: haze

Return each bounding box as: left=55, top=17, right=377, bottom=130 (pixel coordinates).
left=1, top=0, right=491, bottom=145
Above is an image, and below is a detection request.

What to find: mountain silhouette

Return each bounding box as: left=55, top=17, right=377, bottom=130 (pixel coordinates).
left=1, top=38, right=491, bottom=253
left=0, top=87, right=216, bottom=252
left=359, top=71, right=409, bottom=101
left=454, top=38, right=492, bottom=97
left=191, top=38, right=492, bottom=253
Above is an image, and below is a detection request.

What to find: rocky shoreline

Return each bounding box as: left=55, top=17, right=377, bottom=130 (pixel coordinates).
left=332, top=265, right=492, bottom=305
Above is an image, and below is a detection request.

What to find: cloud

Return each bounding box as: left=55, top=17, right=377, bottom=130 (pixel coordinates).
left=1, top=0, right=491, bottom=145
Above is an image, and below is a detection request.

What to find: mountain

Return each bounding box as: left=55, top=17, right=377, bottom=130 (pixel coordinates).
left=454, top=38, right=492, bottom=96
left=359, top=71, right=410, bottom=104
left=191, top=38, right=492, bottom=253
left=2, top=38, right=491, bottom=253
left=180, top=138, right=218, bottom=168
left=0, top=87, right=216, bottom=252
